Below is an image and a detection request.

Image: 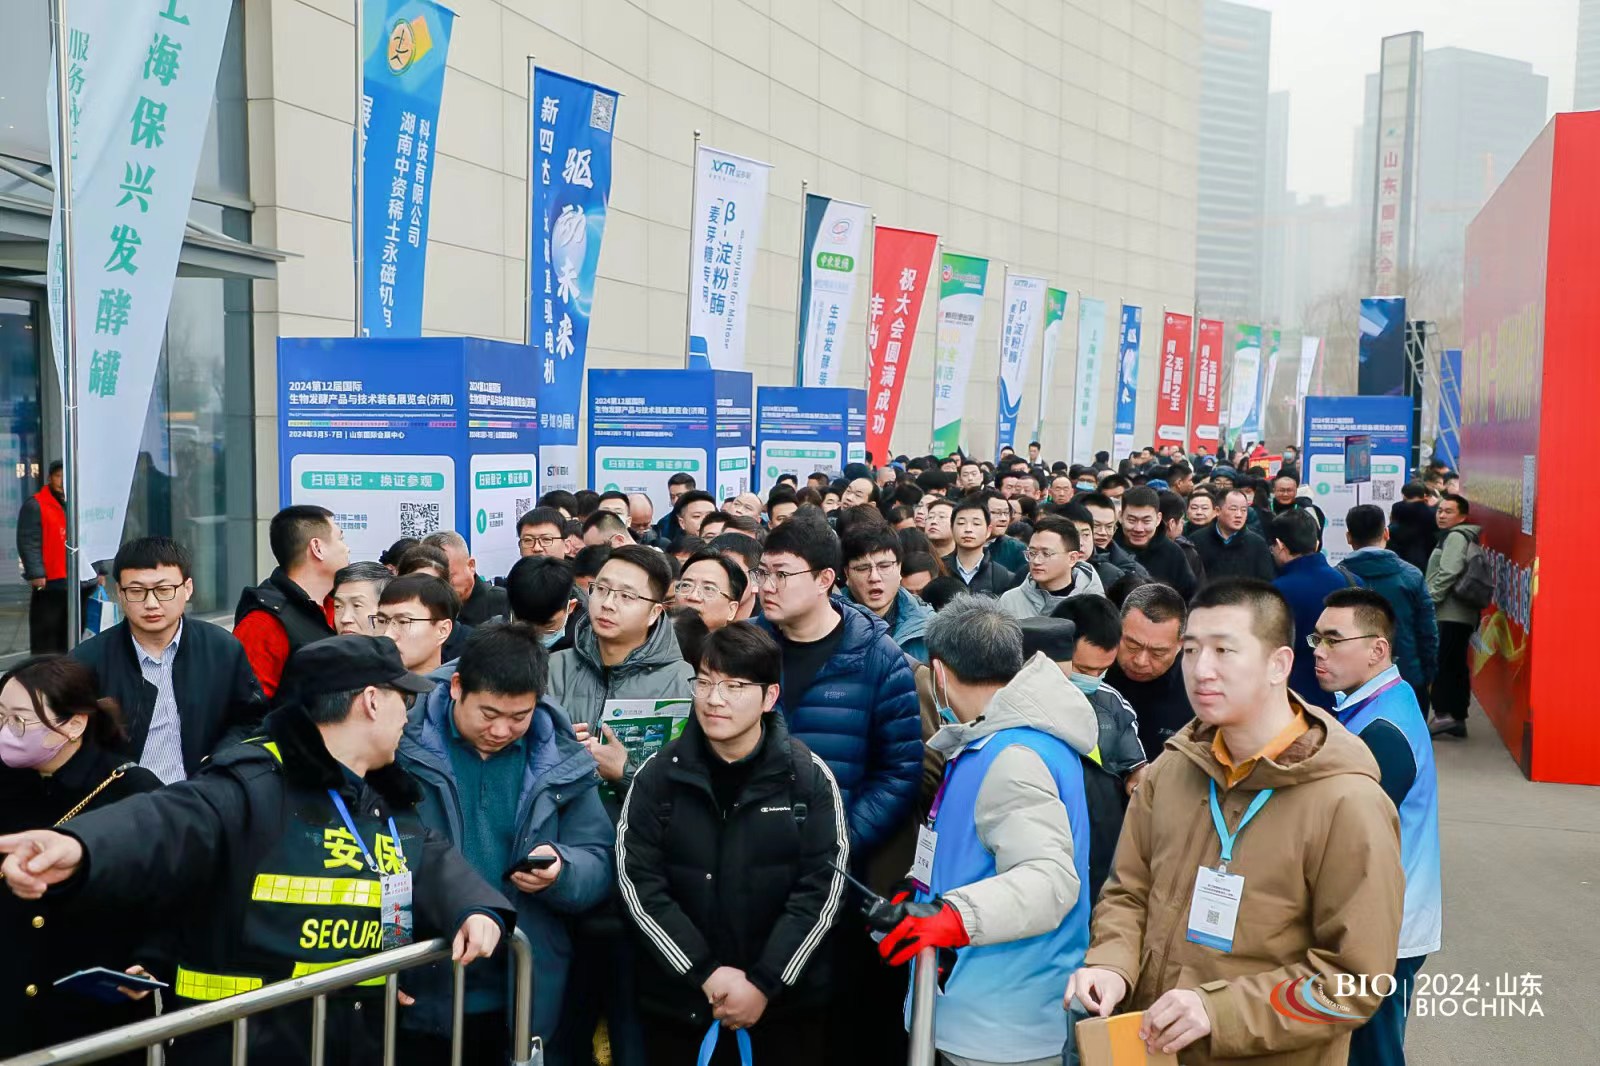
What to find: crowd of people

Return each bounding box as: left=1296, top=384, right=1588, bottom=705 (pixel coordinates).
left=0, top=438, right=1477, bottom=1066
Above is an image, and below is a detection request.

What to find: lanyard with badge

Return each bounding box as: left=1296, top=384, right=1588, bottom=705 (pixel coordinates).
left=328, top=790, right=413, bottom=950
left=909, top=735, right=997, bottom=893
left=1185, top=780, right=1274, bottom=953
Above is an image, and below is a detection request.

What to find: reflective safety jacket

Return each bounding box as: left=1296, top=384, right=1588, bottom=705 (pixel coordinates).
left=60, top=706, right=514, bottom=1064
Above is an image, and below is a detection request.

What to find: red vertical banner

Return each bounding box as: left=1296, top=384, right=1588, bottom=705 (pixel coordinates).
left=1155, top=312, right=1194, bottom=447
left=864, top=226, right=938, bottom=462
left=1189, top=318, right=1224, bottom=454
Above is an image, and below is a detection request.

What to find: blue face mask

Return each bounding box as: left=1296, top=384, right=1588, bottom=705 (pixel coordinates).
left=541, top=625, right=565, bottom=649
left=933, top=665, right=958, bottom=724
left=1076, top=482, right=1095, bottom=493
left=1068, top=671, right=1103, bottom=696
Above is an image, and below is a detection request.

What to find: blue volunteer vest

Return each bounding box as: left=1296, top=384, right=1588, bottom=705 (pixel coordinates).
left=1337, top=671, right=1442, bottom=957
left=911, top=727, right=1092, bottom=1062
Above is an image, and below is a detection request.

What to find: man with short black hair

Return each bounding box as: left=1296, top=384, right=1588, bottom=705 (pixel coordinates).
left=669, top=490, right=718, bottom=541
left=518, top=506, right=571, bottom=560
left=841, top=524, right=934, bottom=662
left=1079, top=493, right=1146, bottom=586
left=945, top=497, right=1016, bottom=596
left=75, top=536, right=266, bottom=783
left=957, top=460, right=984, bottom=494
left=1069, top=580, right=1403, bottom=1064
left=1189, top=488, right=1277, bottom=583
left=1341, top=504, right=1438, bottom=717
left=1096, top=473, right=1130, bottom=508
left=581, top=509, right=632, bottom=549
left=376, top=573, right=460, bottom=678
left=504, top=555, right=580, bottom=651
left=1105, top=583, right=1193, bottom=762
left=999, top=516, right=1103, bottom=618
left=1270, top=509, right=1361, bottom=710
left=925, top=496, right=956, bottom=559
left=1312, top=588, right=1441, bottom=1066
left=400, top=623, right=614, bottom=1060
left=1115, top=487, right=1198, bottom=599
left=234, top=505, right=345, bottom=697
left=1425, top=493, right=1482, bottom=737
left=596, top=490, right=631, bottom=520
left=422, top=530, right=510, bottom=627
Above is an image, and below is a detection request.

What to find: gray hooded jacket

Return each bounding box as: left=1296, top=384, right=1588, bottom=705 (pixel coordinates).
left=927, top=653, right=1099, bottom=946
left=997, top=562, right=1106, bottom=620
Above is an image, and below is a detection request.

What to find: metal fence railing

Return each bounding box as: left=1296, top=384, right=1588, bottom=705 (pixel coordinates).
left=3, top=930, right=539, bottom=1066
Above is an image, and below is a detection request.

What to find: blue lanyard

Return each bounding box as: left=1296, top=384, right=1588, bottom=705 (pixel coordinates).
left=1335, top=676, right=1406, bottom=727
left=327, top=790, right=406, bottom=874
left=1208, top=780, right=1273, bottom=872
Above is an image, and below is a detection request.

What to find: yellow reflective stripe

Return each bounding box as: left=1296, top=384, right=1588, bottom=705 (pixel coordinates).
left=1087, top=744, right=1104, bottom=767
left=290, top=960, right=385, bottom=987
left=261, top=741, right=282, bottom=762
left=175, top=968, right=263, bottom=1001
left=251, top=874, right=382, bottom=908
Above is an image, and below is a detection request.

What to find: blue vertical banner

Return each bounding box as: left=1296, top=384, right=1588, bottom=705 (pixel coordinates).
left=1112, top=303, right=1143, bottom=458
left=1358, top=296, right=1408, bottom=396
left=359, top=0, right=455, bottom=336
left=530, top=68, right=619, bottom=491
left=1435, top=346, right=1462, bottom=470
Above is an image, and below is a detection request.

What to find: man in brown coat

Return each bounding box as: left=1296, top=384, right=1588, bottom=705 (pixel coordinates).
left=1067, top=578, right=1403, bottom=1065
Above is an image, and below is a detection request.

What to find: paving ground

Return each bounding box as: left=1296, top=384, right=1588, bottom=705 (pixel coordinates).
left=1405, top=707, right=1599, bottom=1063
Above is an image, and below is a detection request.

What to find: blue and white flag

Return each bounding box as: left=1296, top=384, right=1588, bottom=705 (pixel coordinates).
left=994, top=273, right=1046, bottom=458
left=358, top=0, right=454, bottom=336
left=530, top=68, right=618, bottom=491
left=47, top=0, right=231, bottom=568
left=688, top=145, right=771, bottom=370
left=794, top=193, right=869, bottom=387
left=1112, top=303, right=1143, bottom=459
left=1071, top=297, right=1108, bottom=465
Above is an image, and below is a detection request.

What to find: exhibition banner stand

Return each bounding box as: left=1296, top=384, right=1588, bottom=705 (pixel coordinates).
left=588, top=368, right=753, bottom=515
left=1300, top=395, right=1411, bottom=562
left=754, top=387, right=867, bottom=491
left=278, top=337, right=541, bottom=580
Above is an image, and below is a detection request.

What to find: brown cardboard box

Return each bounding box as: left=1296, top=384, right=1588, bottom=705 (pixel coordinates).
left=1074, top=1013, right=1180, bottom=1066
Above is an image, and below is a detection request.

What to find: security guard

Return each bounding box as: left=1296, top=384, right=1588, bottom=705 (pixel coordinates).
left=0, top=635, right=515, bottom=1065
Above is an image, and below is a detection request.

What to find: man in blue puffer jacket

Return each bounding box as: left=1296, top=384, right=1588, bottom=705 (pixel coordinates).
left=753, top=511, right=923, bottom=1062
left=397, top=622, right=615, bottom=1060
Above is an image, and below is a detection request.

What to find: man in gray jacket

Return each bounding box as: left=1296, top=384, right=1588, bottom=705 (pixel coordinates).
left=999, top=516, right=1104, bottom=619
left=1424, top=493, right=1482, bottom=738
left=876, top=596, right=1096, bottom=1066
left=543, top=543, right=693, bottom=1066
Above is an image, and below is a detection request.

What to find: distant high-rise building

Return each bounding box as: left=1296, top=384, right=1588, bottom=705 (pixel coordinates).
left=1197, top=0, right=1272, bottom=323
left=1261, top=91, right=1292, bottom=324
left=1577, top=0, right=1600, bottom=110
left=1354, top=46, right=1547, bottom=303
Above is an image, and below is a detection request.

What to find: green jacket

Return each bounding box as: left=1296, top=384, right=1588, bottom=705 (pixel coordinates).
left=1425, top=523, right=1483, bottom=626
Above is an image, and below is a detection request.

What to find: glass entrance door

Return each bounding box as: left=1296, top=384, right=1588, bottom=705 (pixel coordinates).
left=0, top=288, right=46, bottom=659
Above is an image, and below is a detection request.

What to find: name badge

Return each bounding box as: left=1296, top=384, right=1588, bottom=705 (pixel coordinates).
left=381, top=872, right=414, bottom=950
left=909, top=825, right=938, bottom=892
left=1185, top=866, right=1244, bottom=953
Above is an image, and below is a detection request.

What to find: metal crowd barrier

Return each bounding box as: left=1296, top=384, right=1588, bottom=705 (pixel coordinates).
left=4, top=930, right=540, bottom=1066
left=907, top=945, right=938, bottom=1066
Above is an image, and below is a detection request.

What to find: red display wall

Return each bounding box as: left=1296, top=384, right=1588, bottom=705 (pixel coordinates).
left=1461, top=111, right=1600, bottom=784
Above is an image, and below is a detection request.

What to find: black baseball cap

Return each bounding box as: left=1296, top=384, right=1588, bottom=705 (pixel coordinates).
left=281, top=635, right=436, bottom=701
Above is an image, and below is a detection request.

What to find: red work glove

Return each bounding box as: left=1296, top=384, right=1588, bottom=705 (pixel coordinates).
left=877, top=900, right=970, bottom=967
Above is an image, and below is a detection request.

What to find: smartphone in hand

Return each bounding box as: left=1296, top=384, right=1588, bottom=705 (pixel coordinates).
left=505, top=852, right=559, bottom=879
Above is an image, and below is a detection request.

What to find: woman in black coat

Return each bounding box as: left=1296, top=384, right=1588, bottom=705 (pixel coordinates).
left=0, top=655, right=164, bottom=1058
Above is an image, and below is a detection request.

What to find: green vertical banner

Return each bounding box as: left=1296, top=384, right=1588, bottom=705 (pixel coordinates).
left=1033, top=288, right=1068, bottom=444
left=930, top=252, right=988, bottom=456
left=1227, top=324, right=1264, bottom=451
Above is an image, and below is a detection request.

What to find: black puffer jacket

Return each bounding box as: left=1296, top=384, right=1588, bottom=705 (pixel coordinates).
left=616, top=713, right=848, bottom=1026
left=0, top=744, right=163, bottom=1059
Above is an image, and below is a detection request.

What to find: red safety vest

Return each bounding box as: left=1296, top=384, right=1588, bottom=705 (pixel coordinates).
left=33, top=487, right=66, bottom=581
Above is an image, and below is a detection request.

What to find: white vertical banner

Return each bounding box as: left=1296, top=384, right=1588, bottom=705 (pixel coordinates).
left=994, top=273, right=1047, bottom=456
left=687, top=144, right=771, bottom=369
left=48, top=0, right=232, bottom=566
left=795, top=193, right=869, bottom=386
left=1032, top=287, right=1069, bottom=445
left=1296, top=334, right=1321, bottom=437
left=1071, top=297, right=1108, bottom=465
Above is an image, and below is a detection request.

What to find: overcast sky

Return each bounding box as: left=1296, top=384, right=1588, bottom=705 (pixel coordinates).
left=1248, top=0, right=1579, bottom=203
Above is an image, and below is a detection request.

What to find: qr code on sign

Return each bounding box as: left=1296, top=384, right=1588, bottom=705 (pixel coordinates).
left=399, top=502, right=441, bottom=538
left=590, top=92, right=616, bottom=133
left=1206, top=908, right=1221, bottom=925
left=514, top=497, right=532, bottom=520
left=1372, top=481, right=1395, bottom=502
